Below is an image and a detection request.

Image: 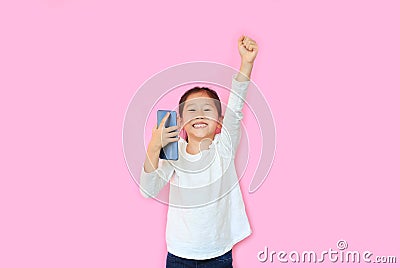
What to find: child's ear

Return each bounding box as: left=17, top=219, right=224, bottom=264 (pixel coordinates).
left=217, top=115, right=224, bottom=128
left=177, top=114, right=182, bottom=128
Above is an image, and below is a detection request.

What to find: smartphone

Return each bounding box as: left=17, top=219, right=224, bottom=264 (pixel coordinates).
left=157, top=110, right=179, bottom=160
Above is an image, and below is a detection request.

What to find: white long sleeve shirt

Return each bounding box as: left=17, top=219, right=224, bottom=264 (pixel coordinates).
left=140, top=73, right=252, bottom=260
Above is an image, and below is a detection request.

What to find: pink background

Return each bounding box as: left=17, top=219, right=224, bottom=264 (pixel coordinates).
left=1, top=0, right=399, bottom=267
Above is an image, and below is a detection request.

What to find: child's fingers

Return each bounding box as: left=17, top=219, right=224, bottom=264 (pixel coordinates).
left=243, top=37, right=257, bottom=47
left=244, top=40, right=251, bottom=49
left=245, top=36, right=256, bottom=42
left=238, top=35, right=246, bottom=46
left=160, top=112, right=170, bottom=128
left=164, top=130, right=179, bottom=138
left=166, top=137, right=179, bottom=143
left=244, top=38, right=256, bottom=48
left=166, top=125, right=180, bottom=131
left=248, top=44, right=257, bottom=51
left=245, top=41, right=258, bottom=51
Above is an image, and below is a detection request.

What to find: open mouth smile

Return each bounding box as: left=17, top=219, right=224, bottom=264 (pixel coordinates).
left=192, top=122, right=208, bottom=129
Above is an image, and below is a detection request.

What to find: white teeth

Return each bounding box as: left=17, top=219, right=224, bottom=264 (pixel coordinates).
left=193, top=123, right=207, bottom=128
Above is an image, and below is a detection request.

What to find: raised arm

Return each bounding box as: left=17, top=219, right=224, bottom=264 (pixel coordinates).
left=218, top=35, right=258, bottom=156
left=236, top=35, right=258, bottom=81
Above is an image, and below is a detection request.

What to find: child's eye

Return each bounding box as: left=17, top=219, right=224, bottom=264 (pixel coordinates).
left=204, top=109, right=211, bottom=111
left=188, top=109, right=195, bottom=112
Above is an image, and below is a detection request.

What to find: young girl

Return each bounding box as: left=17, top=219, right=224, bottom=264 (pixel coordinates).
left=140, top=35, right=258, bottom=268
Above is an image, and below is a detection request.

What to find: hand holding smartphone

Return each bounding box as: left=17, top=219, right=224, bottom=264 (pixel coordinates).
left=157, top=110, right=179, bottom=160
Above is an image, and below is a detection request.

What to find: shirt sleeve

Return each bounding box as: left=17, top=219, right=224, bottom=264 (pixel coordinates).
left=139, top=158, right=175, bottom=198
left=218, top=73, right=251, bottom=157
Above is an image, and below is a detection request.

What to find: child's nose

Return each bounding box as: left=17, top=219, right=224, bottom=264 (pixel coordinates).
left=196, top=114, right=205, bottom=119
left=195, top=111, right=205, bottom=118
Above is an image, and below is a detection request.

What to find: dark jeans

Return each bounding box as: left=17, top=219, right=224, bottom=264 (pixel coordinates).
left=166, top=249, right=233, bottom=268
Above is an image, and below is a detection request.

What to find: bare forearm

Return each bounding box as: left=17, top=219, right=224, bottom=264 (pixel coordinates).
left=143, top=145, right=160, bottom=173
left=236, top=62, right=253, bottom=82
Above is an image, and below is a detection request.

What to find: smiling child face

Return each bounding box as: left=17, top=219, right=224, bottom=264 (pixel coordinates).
left=180, top=91, right=222, bottom=142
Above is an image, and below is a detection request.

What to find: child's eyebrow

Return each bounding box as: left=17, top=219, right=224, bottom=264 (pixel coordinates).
left=185, top=100, right=215, bottom=108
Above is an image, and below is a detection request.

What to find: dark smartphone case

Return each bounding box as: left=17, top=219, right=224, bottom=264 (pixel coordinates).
left=157, top=110, right=179, bottom=160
